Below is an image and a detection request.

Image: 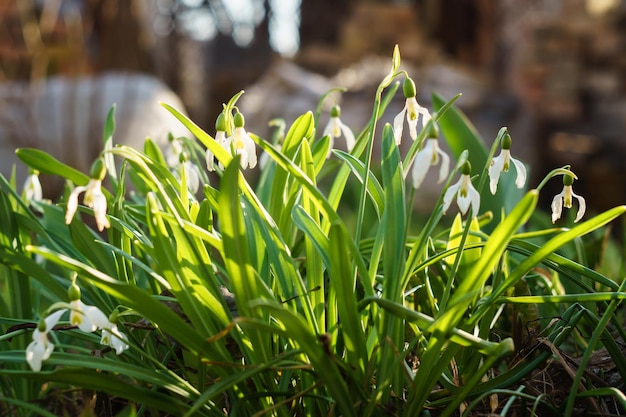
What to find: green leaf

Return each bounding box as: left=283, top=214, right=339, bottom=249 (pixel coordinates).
left=16, top=148, right=89, bottom=185
left=333, top=149, right=384, bottom=218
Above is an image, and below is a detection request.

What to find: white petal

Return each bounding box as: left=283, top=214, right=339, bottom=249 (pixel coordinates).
left=26, top=340, right=46, bottom=372
left=110, top=327, right=129, bottom=354
left=91, top=193, right=110, bottom=231
left=44, top=309, right=67, bottom=330
left=322, top=119, right=334, bottom=138
left=420, top=108, right=432, bottom=128
left=206, top=149, right=215, bottom=171
left=393, top=107, right=407, bottom=145
left=468, top=184, right=481, bottom=215
left=246, top=137, right=257, bottom=169
left=551, top=191, right=564, bottom=223
left=442, top=181, right=461, bottom=214
left=573, top=191, right=586, bottom=222
left=237, top=147, right=249, bottom=169
left=412, top=144, right=434, bottom=189
left=436, top=146, right=450, bottom=184
left=457, top=193, right=470, bottom=215
left=24, top=174, right=43, bottom=203
left=488, top=153, right=505, bottom=195
left=407, top=115, right=418, bottom=141
left=65, top=186, right=86, bottom=224
left=510, top=157, right=527, bottom=189
left=84, top=305, right=110, bottom=329
left=340, top=121, right=356, bottom=151
left=185, top=162, right=201, bottom=193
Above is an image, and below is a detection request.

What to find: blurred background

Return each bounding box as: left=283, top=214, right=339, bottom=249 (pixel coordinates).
left=1, top=0, right=625, bottom=216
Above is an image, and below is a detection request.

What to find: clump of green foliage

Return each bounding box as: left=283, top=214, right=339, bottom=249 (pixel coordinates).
left=1, top=46, right=625, bottom=416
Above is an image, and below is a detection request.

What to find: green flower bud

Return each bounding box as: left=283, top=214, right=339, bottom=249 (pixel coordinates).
left=234, top=112, right=245, bottom=128
left=215, top=112, right=227, bottom=132
left=68, top=282, right=81, bottom=301
left=330, top=105, right=341, bottom=118
left=501, top=132, right=512, bottom=150
left=403, top=77, right=417, bottom=99
left=108, top=309, right=119, bottom=324
left=563, top=172, right=574, bottom=186
left=461, top=161, right=472, bottom=176
left=37, top=317, right=47, bottom=332
left=89, top=158, right=106, bottom=181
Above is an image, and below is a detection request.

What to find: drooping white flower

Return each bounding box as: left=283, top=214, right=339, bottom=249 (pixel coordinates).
left=393, top=77, right=431, bottom=144
left=412, top=137, right=450, bottom=189
left=69, top=299, right=109, bottom=333
left=25, top=309, right=66, bottom=372
left=442, top=162, right=480, bottom=216
left=488, top=133, right=527, bottom=194
left=65, top=158, right=110, bottom=232
left=231, top=112, right=257, bottom=169
left=166, top=135, right=184, bottom=167
left=323, top=105, right=356, bottom=156
left=551, top=172, right=586, bottom=223
left=101, top=324, right=129, bottom=355
left=67, top=282, right=109, bottom=333
left=23, top=170, right=43, bottom=204
left=207, top=113, right=229, bottom=171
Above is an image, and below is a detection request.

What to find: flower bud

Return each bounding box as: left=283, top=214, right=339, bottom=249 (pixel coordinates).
left=563, top=172, right=574, bottom=186
left=461, top=161, right=472, bottom=176
left=215, top=112, right=227, bottom=132
left=403, top=77, right=417, bottom=99
left=501, top=132, right=512, bottom=150
left=234, top=112, right=245, bottom=128
left=68, top=282, right=81, bottom=301
left=89, top=158, right=106, bottom=181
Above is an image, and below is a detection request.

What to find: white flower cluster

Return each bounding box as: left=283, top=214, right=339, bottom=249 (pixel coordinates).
left=26, top=283, right=129, bottom=372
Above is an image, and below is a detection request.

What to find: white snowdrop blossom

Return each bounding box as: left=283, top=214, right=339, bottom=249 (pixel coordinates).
left=101, top=324, right=129, bottom=355
left=412, top=138, right=450, bottom=189
left=231, top=112, right=257, bottom=169
left=23, top=170, right=43, bottom=204
left=65, top=158, right=109, bottom=232
left=551, top=173, right=586, bottom=223
left=69, top=299, right=109, bottom=333
left=393, top=77, right=431, bottom=144
left=488, top=133, right=527, bottom=194
left=442, top=162, right=480, bottom=216
left=207, top=116, right=229, bottom=171
left=173, top=160, right=202, bottom=194
left=166, top=135, right=184, bottom=167
left=25, top=309, right=66, bottom=372
left=323, top=105, right=356, bottom=156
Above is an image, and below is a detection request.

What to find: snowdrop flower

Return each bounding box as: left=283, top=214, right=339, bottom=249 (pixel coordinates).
left=101, top=324, right=129, bottom=355
left=167, top=137, right=202, bottom=193
left=231, top=112, right=257, bottom=169
left=206, top=112, right=229, bottom=171
left=166, top=134, right=184, bottom=167
left=443, top=161, right=480, bottom=216
left=412, top=123, right=450, bottom=189
left=23, top=169, right=43, bottom=204
left=68, top=282, right=109, bottom=333
left=551, top=171, right=586, bottom=223
left=488, top=132, right=527, bottom=194
left=323, top=105, right=356, bottom=156
left=393, top=77, right=431, bottom=144
left=65, top=158, right=110, bottom=232
left=174, top=156, right=201, bottom=194
left=101, top=310, right=129, bottom=354
left=26, top=309, right=66, bottom=372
